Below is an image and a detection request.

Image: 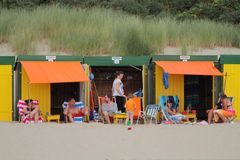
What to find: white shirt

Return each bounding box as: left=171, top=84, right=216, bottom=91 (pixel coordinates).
left=112, top=78, right=124, bottom=96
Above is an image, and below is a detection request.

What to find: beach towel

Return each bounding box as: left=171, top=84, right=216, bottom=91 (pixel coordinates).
left=163, top=72, right=169, bottom=89
left=62, top=101, right=84, bottom=109
left=17, top=100, right=43, bottom=124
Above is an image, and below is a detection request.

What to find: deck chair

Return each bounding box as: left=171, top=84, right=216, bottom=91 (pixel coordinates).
left=17, top=100, right=43, bottom=124
left=62, top=101, right=88, bottom=122
left=159, top=96, right=181, bottom=124
left=98, top=96, right=107, bottom=123
left=143, top=104, right=160, bottom=124
left=132, top=97, right=144, bottom=124
left=98, top=96, right=117, bottom=123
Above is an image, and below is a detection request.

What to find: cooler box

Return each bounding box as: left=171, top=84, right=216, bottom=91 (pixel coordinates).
left=74, top=117, right=83, bottom=123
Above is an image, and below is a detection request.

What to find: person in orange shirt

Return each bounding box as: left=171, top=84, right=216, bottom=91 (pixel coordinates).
left=125, top=93, right=136, bottom=126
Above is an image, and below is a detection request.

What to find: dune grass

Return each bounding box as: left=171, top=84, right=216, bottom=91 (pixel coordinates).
left=0, top=5, right=239, bottom=55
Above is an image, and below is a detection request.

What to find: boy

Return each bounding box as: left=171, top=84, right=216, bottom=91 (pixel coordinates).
left=125, top=93, right=136, bottom=127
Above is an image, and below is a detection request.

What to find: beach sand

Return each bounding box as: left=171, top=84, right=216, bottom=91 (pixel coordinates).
left=0, top=122, right=239, bottom=160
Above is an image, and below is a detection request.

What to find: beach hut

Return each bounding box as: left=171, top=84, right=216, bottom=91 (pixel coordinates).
left=151, top=55, right=222, bottom=120
left=83, top=56, right=150, bottom=110
left=220, top=55, right=240, bottom=120
left=0, top=56, right=15, bottom=122
left=15, top=55, right=88, bottom=120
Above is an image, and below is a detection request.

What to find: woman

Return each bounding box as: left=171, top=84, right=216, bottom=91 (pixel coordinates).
left=166, top=99, right=189, bottom=123
left=207, top=94, right=225, bottom=124
left=213, top=95, right=235, bottom=123
left=23, top=99, right=39, bottom=123
left=112, top=71, right=126, bottom=113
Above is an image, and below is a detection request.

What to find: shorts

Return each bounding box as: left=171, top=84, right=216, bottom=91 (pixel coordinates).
left=104, top=111, right=114, bottom=116
left=126, top=110, right=133, bottom=116
left=73, top=111, right=85, bottom=117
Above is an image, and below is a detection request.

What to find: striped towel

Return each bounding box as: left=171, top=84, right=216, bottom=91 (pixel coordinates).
left=22, top=116, right=44, bottom=124
left=17, top=100, right=27, bottom=116
left=17, top=100, right=43, bottom=124
left=62, top=101, right=84, bottom=109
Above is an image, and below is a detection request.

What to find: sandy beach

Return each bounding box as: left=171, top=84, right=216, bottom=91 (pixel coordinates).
left=0, top=122, right=239, bottom=160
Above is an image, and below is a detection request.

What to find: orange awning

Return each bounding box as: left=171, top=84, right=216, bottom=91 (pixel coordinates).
left=155, top=61, right=223, bottom=76
left=21, top=61, right=89, bottom=84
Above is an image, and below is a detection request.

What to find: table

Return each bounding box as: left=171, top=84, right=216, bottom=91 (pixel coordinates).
left=46, top=114, right=60, bottom=123
left=185, top=113, right=197, bottom=122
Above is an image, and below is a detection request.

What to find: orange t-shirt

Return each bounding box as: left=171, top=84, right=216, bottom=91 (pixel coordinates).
left=125, top=99, right=136, bottom=112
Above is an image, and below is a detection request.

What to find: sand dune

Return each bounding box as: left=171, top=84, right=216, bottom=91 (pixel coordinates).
left=1, top=43, right=240, bottom=56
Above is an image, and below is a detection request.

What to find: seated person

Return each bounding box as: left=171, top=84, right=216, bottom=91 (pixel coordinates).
left=102, top=94, right=118, bottom=124
left=206, top=94, right=225, bottom=124
left=166, top=99, right=189, bottom=123
left=22, top=99, right=39, bottom=123
left=63, top=97, right=88, bottom=123
left=213, top=95, right=235, bottom=123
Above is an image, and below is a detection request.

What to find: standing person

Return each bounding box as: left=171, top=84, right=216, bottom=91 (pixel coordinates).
left=125, top=93, right=136, bottom=126
left=112, top=71, right=126, bottom=112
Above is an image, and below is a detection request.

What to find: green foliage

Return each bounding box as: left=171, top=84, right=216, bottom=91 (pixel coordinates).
left=1, top=0, right=239, bottom=24
left=0, top=6, right=239, bottom=55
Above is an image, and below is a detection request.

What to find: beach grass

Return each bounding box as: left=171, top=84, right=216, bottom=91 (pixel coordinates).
left=0, top=5, right=239, bottom=55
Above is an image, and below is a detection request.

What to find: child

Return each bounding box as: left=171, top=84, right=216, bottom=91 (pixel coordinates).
left=125, top=93, right=136, bottom=127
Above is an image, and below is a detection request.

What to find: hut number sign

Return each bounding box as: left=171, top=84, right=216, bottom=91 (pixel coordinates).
left=112, top=57, right=122, bottom=64
left=46, top=56, right=56, bottom=62
left=180, top=56, right=190, bottom=61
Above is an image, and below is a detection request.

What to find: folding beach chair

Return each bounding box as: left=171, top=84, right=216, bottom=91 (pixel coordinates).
left=143, top=104, right=160, bottom=124
left=98, top=96, right=118, bottom=123
left=62, top=101, right=88, bottom=122
left=98, top=96, right=107, bottom=123
left=159, top=96, right=181, bottom=124
left=17, top=100, right=43, bottom=124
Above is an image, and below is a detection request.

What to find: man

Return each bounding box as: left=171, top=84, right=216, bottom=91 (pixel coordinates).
left=102, top=94, right=118, bottom=124
left=64, top=97, right=87, bottom=123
